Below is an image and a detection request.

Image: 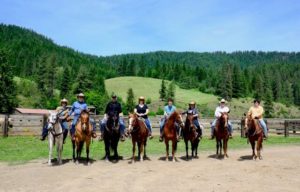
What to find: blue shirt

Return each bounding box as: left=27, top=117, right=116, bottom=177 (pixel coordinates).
left=164, top=105, right=176, bottom=116
left=69, top=101, right=87, bottom=116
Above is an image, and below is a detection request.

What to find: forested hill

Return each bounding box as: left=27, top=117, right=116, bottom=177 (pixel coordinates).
left=1, top=24, right=300, bottom=111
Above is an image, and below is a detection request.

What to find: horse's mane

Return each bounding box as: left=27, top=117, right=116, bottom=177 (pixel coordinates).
left=169, top=111, right=179, bottom=120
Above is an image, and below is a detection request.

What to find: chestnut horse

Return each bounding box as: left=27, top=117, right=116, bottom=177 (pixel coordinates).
left=182, top=114, right=200, bottom=160
left=128, top=114, right=149, bottom=163
left=103, top=113, right=120, bottom=162
left=72, top=110, right=92, bottom=165
left=246, top=116, right=263, bottom=160
left=214, top=112, right=229, bottom=158
left=163, top=111, right=184, bottom=162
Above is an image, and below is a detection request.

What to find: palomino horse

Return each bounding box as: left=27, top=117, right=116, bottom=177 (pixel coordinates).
left=128, top=113, right=149, bottom=163
left=163, top=111, right=184, bottom=162
left=72, top=110, right=92, bottom=165
left=104, top=113, right=120, bottom=162
left=214, top=112, right=229, bottom=158
left=246, top=116, right=264, bottom=160
left=182, top=114, right=200, bottom=160
left=47, top=111, right=64, bottom=166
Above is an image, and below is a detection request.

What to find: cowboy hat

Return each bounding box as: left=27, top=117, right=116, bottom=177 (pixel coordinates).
left=111, top=94, right=117, bottom=98
left=77, top=93, right=85, bottom=98
left=219, top=98, right=227, bottom=104
left=138, top=96, right=145, bottom=100
left=60, top=98, right=68, bottom=104
left=189, top=101, right=196, bottom=105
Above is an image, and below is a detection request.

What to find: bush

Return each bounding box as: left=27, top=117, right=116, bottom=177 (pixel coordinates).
left=146, top=98, right=152, bottom=104
left=156, top=107, right=164, bottom=115
left=148, top=111, right=156, bottom=116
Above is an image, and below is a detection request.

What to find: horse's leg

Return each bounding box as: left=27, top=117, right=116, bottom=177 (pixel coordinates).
left=220, top=140, right=223, bottom=157
left=137, top=142, right=141, bottom=160
left=48, top=136, right=53, bottom=166
left=72, top=140, right=76, bottom=162
left=165, top=140, right=169, bottom=161
left=104, top=140, right=110, bottom=162
left=132, top=140, right=136, bottom=163
left=251, top=140, right=257, bottom=160
left=144, top=141, right=147, bottom=159
left=224, top=138, right=229, bottom=158
left=216, top=139, right=219, bottom=155
left=86, top=138, right=91, bottom=165
left=185, top=140, right=189, bottom=160
left=257, top=137, right=263, bottom=160
left=140, top=141, right=144, bottom=162
left=172, top=140, right=176, bottom=162
left=57, top=137, right=62, bottom=165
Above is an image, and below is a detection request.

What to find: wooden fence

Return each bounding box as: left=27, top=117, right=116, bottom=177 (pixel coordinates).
left=0, top=114, right=299, bottom=137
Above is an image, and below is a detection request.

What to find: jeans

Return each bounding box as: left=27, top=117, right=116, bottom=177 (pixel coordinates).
left=193, top=119, right=202, bottom=135
left=211, top=119, right=233, bottom=135
left=144, top=118, right=152, bottom=133
left=100, top=117, right=126, bottom=135
left=70, top=115, right=96, bottom=135
left=41, top=121, right=68, bottom=137
left=259, top=119, right=268, bottom=137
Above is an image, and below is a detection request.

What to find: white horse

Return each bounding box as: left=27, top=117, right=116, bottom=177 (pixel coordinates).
left=47, top=111, right=64, bottom=166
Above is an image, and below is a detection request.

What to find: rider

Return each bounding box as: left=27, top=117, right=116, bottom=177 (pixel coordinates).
left=68, top=93, right=97, bottom=140
left=245, top=99, right=268, bottom=139
left=40, top=98, right=69, bottom=142
left=210, top=98, right=233, bottom=139
left=182, top=101, right=202, bottom=138
left=133, top=96, right=153, bottom=139
left=99, top=94, right=126, bottom=142
left=159, top=98, right=179, bottom=142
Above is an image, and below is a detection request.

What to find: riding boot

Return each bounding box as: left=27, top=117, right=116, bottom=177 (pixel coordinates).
left=98, top=132, right=104, bottom=141
left=63, top=130, right=68, bottom=144
left=210, top=135, right=215, bottom=140
left=92, top=131, right=97, bottom=138
left=40, top=135, right=46, bottom=141
left=159, top=134, right=163, bottom=142
left=120, top=134, right=126, bottom=142
left=197, top=128, right=202, bottom=139
left=229, top=133, right=233, bottom=139
left=148, top=132, right=153, bottom=139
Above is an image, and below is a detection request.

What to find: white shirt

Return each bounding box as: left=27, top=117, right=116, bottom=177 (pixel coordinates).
left=215, top=106, right=230, bottom=118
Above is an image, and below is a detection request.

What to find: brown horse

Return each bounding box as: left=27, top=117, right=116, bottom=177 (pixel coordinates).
left=163, top=111, right=184, bottom=162
left=246, top=116, right=263, bottom=160
left=182, top=114, right=200, bottom=160
left=128, top=114, right=149, bottom=163
left=214, top=112, right=229, bottom=158
left=72, top=110, right=92, bottom=165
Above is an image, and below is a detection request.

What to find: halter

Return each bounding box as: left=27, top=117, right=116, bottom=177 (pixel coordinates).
left=48, top=115, right=63, bottom=137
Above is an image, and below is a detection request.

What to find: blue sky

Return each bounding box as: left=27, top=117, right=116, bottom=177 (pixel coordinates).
left=1, top=0, right=300, bottom=56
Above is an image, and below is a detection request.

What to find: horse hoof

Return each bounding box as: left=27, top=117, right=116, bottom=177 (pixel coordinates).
left=172, top=158, right=176, bottom=163
left=259, top=156, right=263, bottom=160
left=58, top=161, right=62, bottom=165
left=75, top=160, right=79, bottom=165
left=140, top=158, right=143, bottom=162
left=87, top=162, right=91, bottom=166
left=225, top=154, right=229, bottom=158
left=105, top=158, right=109, bottom=163
left=48, top=162, right=52, bottom=166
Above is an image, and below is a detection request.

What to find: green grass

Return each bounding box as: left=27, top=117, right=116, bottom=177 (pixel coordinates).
left=105, top=76, right=300, bottom=118
left=1, top=136, right=299, bottom=164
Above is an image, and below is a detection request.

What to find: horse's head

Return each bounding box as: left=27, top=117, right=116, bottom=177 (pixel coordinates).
left=186, top=114, right=195, bottom=128
left=107, top=112, right=119, bottom=131
left=173, top=111, right=184, bottom=128
left=220, top=112, right=229, bottom=128
left=47, top=111, right=58, bottom=129
left=80, top=110, right=89, bottom=131
left=128, top=113, right=138, bottom=131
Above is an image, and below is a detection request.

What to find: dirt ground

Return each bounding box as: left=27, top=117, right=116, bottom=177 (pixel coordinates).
left=0, top=146, right=299, bottom=192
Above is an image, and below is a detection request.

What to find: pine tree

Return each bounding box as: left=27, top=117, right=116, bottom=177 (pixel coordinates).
left=232, top=65, right=243, bottom=98
left=159, top=79, right=167, bottom=101
left=217, top=64, right=233, bottom=101
left=272, top=72, right=283, bottom=102
left=253, top=74, right=264, bottom=100
left=126, top=88, right=135, bottom=113
left=0, top=49, right=18, bottom=113
left=167, top=81, right=176, bottom=102
left=264, top=83, right=274, bottom=118
left=73, top=66, right=92, bottom=94
left=60, top=66, right=71, bottom=98
left=283, top=81, right=294, bottom=106
left=292, top=82, right=300, bottom=106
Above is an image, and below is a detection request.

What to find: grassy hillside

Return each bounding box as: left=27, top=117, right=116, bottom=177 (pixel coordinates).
left=105, top=77, right=300, bottom=118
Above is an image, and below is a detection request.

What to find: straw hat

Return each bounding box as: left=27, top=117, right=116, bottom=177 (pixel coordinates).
left=139, top=96, right=145, bottom=101
left=77, top=93, right=85, bottom=98
left=219, top=98, right=227, bottom=104
left=189, top=101, right=196, bottom=105
left=60, top=98, right=68, bottom=104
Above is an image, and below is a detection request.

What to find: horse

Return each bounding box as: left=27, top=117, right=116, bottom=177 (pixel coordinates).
left=182, top=114, right=200, bottom=160
left=128, top=113, right=149, bottom=163
left=214, top=112, right=229, bottom=158
left=246, top=116, right=264, bottom=160
left=163, top=111, right=184, bottom=162
left=72, top=110, right=92, bottom=165
left=47, top=111, right=64, bottom=166
left=103, top=113, right=120, bottom=162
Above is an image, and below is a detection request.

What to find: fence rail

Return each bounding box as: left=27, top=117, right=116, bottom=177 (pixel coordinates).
left=0, top=114, right=299, bottom=137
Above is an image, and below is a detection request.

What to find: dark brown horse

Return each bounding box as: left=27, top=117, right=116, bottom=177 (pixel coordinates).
left=246, top=116, right=263, bottom=160
left=182, top=114, right=200, bottom=160
left=214, top=112, right=229, bottom=158
left=128, top=113, right=149, bottom=163
left=163, top=111, right=184, bottom=162
left=73, top=110, right=92, bottom=165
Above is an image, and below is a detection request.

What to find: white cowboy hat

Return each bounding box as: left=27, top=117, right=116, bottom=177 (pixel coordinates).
left=77, top=93, right=85, bottom=98
left=60, top=98, right=68, bottom=104
left=219, top=98, right=227, bottom=104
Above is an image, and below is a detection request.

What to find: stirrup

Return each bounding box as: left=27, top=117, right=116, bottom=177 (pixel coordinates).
left=159, top=136, right=163, bottom=142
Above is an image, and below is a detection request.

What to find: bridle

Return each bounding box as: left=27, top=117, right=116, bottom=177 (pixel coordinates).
left=48, top=114, right=63, bottom=137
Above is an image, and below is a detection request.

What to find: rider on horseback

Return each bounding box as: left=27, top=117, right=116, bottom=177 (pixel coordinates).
left=40, top=98, right=69, bottom=143
left=210, top=98, right=233, bottom=139
left=99, top=94, right=126, bottom=141
left=133, top=96, right=153, bottom=139
left=159, top=98, right=180, bottom=142
left=68, top=93, right=97, bottom=140
left=182, top=101, right=202, bottom=138
left=245, top=99, right=268, bottom=139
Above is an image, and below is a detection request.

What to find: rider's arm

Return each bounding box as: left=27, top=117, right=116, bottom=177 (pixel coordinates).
left=145, top=109, right=149, bottom=115
left=134, top=108, right=139, bottom=115
left=193, top=109, right=199, bottom=118
left=68, top=103, right=75, bottom=116
left=215, top=108, right=221, bottom=118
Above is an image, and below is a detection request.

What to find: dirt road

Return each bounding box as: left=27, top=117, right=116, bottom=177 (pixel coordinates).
left=0, top=146, right=299, bottom=192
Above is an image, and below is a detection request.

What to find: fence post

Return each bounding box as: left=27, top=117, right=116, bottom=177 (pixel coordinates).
left=284, top=120, right=289, bottom=137
left=3, top=115, right=9, bottom=137
left=241, top=119, right=245, bottom=137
